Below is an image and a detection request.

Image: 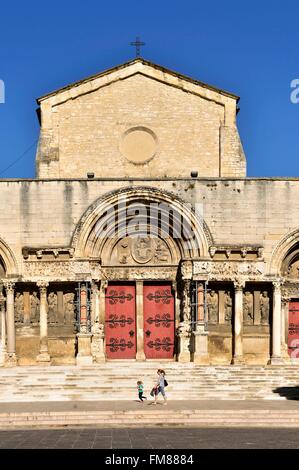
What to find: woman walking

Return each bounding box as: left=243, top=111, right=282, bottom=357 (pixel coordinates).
left=154, top=369, right=167, bottom=405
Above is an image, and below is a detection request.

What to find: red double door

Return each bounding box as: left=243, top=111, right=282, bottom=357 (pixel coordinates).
left=288, top=301, right=299, bottom=358
left=105, top=283, right=175, bottom=359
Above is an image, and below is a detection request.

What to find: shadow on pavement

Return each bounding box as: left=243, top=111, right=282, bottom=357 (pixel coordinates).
left=273, top=386, right=299, bottom=400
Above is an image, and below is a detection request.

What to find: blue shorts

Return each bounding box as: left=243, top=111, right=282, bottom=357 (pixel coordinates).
left=159, top=386, right=166, bottom=397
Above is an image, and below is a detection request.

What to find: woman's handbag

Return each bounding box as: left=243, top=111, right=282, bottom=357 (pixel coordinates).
left=150, top=387, right=158, bottom=396
left=164, top=379, right=168, bottom=387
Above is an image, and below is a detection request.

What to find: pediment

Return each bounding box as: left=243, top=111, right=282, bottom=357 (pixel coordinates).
left=37, top=58, right=239, bottom=108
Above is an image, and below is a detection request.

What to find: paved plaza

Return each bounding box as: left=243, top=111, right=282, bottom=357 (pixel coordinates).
left=0, top=427, right=298, bottom=449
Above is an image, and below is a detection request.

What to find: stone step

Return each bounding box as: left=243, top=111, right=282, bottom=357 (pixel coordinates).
left=0, top=410, right=298, bottom=429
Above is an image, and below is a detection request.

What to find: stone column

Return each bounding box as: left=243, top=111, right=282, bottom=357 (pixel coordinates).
left=218, top=290, right=226, bottom=325
left=36, top=281, right=51, bottom=364
left=91, top=281, right=105, bottom=363
left=193, top=283, right=209, bottom=364
left=4, top=282, right=17, bottom=365
left=0, top=283, right=7, bottom=366
left=232, top=280, right=245, bottom=365
left=136, top=281, right=145, bottom=361
left=76, top=283, right=93, bottom=366
left=271, top=281, right=283, bottom=365
left=178, top=280, right=192, bottom=363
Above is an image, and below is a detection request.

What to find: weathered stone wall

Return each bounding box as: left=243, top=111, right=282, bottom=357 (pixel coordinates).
left=0, top=178, right=298, bottom=275
left=36, top=60, right=245, bottom=179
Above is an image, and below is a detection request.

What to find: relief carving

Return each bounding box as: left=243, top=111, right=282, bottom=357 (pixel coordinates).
left=114, top=236, right=171, bottom=266
left=243, top=291, right=254, bottom=325
left=207, top=290, right=218, bottom=324
left=24, top=261, right=100, bottom=280
left=101, top=267, right=177, bottom=281
left=30, top=291, right=40, bottom=323
left=14, top=293, right=24, bottom=323
left=260, top=291, right=270, bottom=325
left=193, top=261, right=265, bottom=282
left=64, top=293, right=75, bottom=325
left=48, top=292, right=58, bottom=324
left=287, top=261, right=299, bottom=279
left=224, top=291, right=233, bottom=323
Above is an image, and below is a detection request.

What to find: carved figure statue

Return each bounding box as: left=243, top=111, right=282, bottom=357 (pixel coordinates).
left=243, top=291, right=254, bottom=324
left=224, top=291, right=233, bottom=323
left=207, top=291, right=218, bottom=323
left=30, top=291, right=40, bottom=323
left=260, top=291, right=270, bottom=325
left=48, top=292, right=58, bottom=324
left=64, top=293, right=75, bottom=324
left=14, top=292, right=24, bottom=323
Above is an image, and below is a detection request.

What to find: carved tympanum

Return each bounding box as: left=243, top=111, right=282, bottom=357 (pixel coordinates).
left=112, top=236, right=171, bottom=265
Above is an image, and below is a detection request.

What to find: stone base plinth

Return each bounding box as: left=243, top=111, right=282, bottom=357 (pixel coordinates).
left=177, top=333, right=191, bottom=363
left=269, top=356, right=285, bottom=366
left=36, top=352, right=51, bottom=364
left=76, top=355, right=93, bottom=366
left=136, top=352, right=146, bottom=362
left=193, top=330, right=210, bottom=365
left=0, top=351, right=8, bottom=367
left=76, top=333, right=93, bottom=366
left=231, top=356, right=245, bottom=365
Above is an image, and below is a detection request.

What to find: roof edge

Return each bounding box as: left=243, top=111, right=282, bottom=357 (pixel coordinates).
left=36, top=57, right=240, bottom=104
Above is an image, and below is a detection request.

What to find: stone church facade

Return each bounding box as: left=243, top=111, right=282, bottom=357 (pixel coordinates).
left=0, top=58, right=298, bottom=367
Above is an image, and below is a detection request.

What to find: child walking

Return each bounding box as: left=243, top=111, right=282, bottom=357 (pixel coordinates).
left=137, top=381, right=147, bottom=402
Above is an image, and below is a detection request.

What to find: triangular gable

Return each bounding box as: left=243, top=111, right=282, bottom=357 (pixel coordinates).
left=36, top=58, right=239, bottom=107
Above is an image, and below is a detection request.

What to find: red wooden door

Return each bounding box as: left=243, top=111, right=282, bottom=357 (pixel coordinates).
left=105, top=284, right=136, bottom=359
left=288, top=301, right=299, bottom=358
left=143, top=284, right=175, bottom=359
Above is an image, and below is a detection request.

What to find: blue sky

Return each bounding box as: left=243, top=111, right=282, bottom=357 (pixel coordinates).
left=0, top=0, right=298, bottom=178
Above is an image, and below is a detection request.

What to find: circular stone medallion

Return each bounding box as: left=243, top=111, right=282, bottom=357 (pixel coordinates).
left=120, top=127, right=157, bottom=164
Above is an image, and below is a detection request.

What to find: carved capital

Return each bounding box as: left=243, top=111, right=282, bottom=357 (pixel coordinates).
left=273, top=280, right=282, bottom=291
left=234, top=280, right=246, bottom=291
left=177, top=321, right=191, bottom=338
left=101, top=280, right=108, bottom=293
left=282, top=295, right=290, bottom=305
left=3, top=281, right=15, bottom=293
left=37, top=281, right=49, bottom=294
left=180, top=260, right=193, bottom=280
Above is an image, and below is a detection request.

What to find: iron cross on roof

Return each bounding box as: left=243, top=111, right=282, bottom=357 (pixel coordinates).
left=130, top=36, right=145, bottom=57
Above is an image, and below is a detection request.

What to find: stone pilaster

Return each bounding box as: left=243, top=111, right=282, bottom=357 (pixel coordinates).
left=177, top=279, right=191, bottom=363
left=232, top=280, right=245, bottom=365
left=36, top=281, right=51, bottom=364
left=193, top=283, right=209, bottom=364
left=91, top=281, right=105, bottom=363
left=4, top=282, right=17, bottom=366
left=0, top=283, right=7, bottom=366
left=76, top=283, right=93, bottom=365
left=270, top=281, right=283, bottom=365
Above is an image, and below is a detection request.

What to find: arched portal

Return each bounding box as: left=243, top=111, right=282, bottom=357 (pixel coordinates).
left=72, top=187, right=212, bottom=262
left=270, top=229, right=299, bottom=360
left=72, top=187, right=212, bottom=361
left=0, top=237, right=18, bottom=278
